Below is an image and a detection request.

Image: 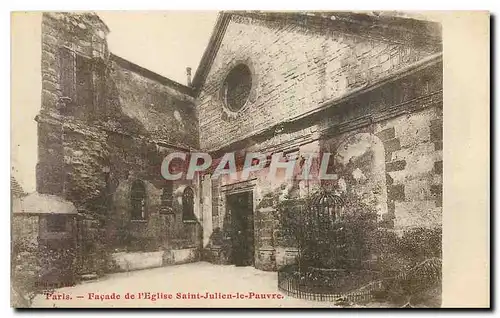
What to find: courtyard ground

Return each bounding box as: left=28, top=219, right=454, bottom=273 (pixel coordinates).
left=32, top=262, right=342, bottom=308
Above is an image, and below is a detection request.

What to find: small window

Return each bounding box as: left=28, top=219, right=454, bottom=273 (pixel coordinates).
left=182, top=187, right=196, bottom=221
left=59, top=47, right=76, bottom=100
left=58, top=47, right=95, bottom=116
left=131, top=180, right=147, bottom=220
left=75, top=54, right=94, bottom=108
left=222, top=64, right=252, bottom=112
left=46, top=215, right=67, bottom=233
left=160, top=182, right=174, bottom=214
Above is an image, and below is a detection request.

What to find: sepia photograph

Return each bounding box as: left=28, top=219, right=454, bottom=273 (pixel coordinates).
left=9, top=9, right=489, bottom=309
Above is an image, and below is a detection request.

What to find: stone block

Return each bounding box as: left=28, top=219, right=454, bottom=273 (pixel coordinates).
left=388, top=184, right=405, bottom=202
left=386, top=173, right=394, bottom=186
left=430, top=119, right=443, bottom=141
left=405, top=180, right=431, bottom=201
left=42, top=33, right=58, bottom=46
left=376, top=127, right=395, bottom=141
left=42, top=90, right=59, bottom=108
left=275, top=247, right=299, bottom=269
left=384, top=138, right=401, bottom=154
left=434, top=141, right=443, bottom=150
left=394, top=109, right=433, bottom=147
left=42, top=79, right=59, bottom=94
left=170, top=248, right=199, bottom=264
left=386, top=160, right=407, bottom=172
left=430, top=185, right=442, bottom=207
left=387, top=200, right=395, bottom=216
left=255, top=248, right=276, bottom=271
left=434, top=160, right=443, bottom=174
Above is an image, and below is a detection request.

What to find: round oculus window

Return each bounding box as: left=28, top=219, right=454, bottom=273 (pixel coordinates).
left=222, top=64, right=252, bottom=112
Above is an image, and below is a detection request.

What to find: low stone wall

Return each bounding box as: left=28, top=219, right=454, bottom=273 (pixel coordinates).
left=203, top=245, right=299, bottom=271
left=275, top=247, right=299, bottom=269
left=111, top=251, right=164, bottom=271
left=255, top=248, right=276, bottom=271
left=111, top=248, right=199, bottom=272
left=165, top=248, right=199, bottom=265
left=255, top=247, right=299, bottom=271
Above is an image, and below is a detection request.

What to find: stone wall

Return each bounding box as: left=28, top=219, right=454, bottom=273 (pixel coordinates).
left=38, top=12, right=443, bottom=274
left=197, top=13, right=441, bottom=151
left=12, top=214, right=39, bottom=248
left=376, top=107, right=443, bottom=229
left=107, top=55, right=198, bottom=148
left=203, top=57, right=442, bottom=270
left=108, top=174, right=202, bottom=252
left=110, top=249, right=200, bottom=272
left=37, top=12, right=201, bottom=273
left=38, top=12, right=111, bottom=208
left=320, top=105, right=443, bottom=230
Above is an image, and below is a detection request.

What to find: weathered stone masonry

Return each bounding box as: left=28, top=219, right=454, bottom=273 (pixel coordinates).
left=37, top=11, right=443, bottom=274
left=38, top=12, right=201, bottom=274
left=196, top=13, right=440, bottom=151
left=193, top=12, right=442, bottom=270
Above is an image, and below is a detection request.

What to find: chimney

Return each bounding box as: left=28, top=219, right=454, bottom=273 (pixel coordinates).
left=186, top=67, right=192, bottom=86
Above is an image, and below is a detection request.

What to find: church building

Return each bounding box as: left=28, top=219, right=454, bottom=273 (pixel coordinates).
left=36, top=11, right=443, bottom=275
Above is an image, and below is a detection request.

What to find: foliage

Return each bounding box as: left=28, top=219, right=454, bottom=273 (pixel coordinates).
left=273, top=190, right=379, bottom=270
left=371, top=228, right=442, bottom=307
left=376, top=257, right=442, bottom=307
left=271, top=187, right=442, bottom=306
left=256, top=190, right=280, bottom=210
left=369, top=227, right=442, bottom=275
left=11, top=240, right=40, bottom=307
left=10, top=239, right=70, bottom=307
left=397, top=227, right=442, bottom=261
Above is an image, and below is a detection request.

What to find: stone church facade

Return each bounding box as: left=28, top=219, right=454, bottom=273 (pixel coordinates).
left=37, top=11, right=442, bottom=275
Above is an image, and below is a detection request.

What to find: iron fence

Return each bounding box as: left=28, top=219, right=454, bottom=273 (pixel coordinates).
left=277, top=265, right=383, bottom=303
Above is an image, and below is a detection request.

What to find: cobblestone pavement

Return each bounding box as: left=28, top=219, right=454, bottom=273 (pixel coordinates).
left=32, top=262, right=341, bottom=308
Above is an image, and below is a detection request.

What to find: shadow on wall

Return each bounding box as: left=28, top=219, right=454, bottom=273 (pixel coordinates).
left=105, top=59, right=198, bottom=147
left=320, top=132, right=389, bottom=223
left=204, top=207, right=233, bottom=265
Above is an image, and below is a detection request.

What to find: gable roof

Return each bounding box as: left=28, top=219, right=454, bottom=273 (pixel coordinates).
left=111, top=53, right=195, bottom=97
left=191, top=11, right=442, bottom=95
